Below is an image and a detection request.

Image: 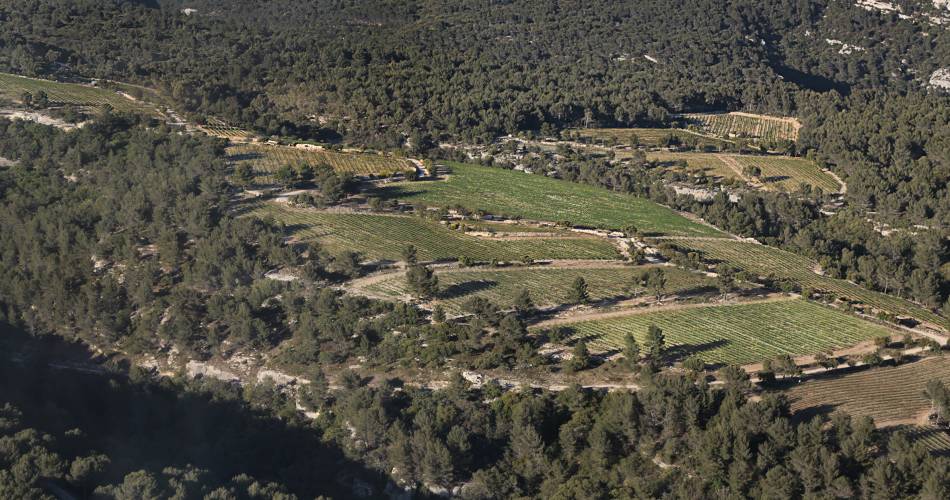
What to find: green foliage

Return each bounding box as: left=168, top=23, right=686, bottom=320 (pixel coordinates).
left=406, top=265, right=439, bottom=299
left=567, top=277, right=589, bottom=304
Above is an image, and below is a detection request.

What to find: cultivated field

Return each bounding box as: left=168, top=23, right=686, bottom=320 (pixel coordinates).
left=0, top=72, right=159, bottom=115
left=372, top=162, right=727, bottom=237
left=200, top=117, right=256, bottom=142
left=571, top=127, right=731, bottom=149
left=731, top=155, right=840, bottom=193
left=681, top=112, right=801, bottom=142
left=360, top=265, right=717, bottom=312
left=647, top=152, right=841, bottom=193
left=250, top=203, right=620, bottom=261
left=228, top=143, right=415, bottom=181
left=784, top=357, right=950, bottom=426
left=551, top=298, right=896, bottom=365
left=893, top=426, right=950, bottom=456
left=666, top=238, right=950, bottom=331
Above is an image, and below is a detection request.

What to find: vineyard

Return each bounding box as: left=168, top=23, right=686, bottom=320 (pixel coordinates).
left=648, top=152, right=839, bottom=192
left=784, top=357, right=950, bottom=426
left=360, top=265, right=718, bottom=312
left=572, top=127, right=731, bottom=149
left=228, top=143, right=415, bottom=180
left=249, top=203, right=620, bottom=261
left=893, top=426, right=950, bottom=456
left=372, top=162, right=727, bottom=237
left=666, top=238, right=950, bottom=331
left=731, top=155, right=841, bottom=193
left=0, top=72, right=158, bottom=115
left=647, top=152, right=740, bottom=180
left=200, top=117, right=256, bottom=142
left=549, top=298, right=895, bottom=366
left=681, top=112, right=801, bottom=142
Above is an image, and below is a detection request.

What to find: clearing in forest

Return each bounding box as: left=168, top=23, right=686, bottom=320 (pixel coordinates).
left=228, top=143, right=415, bottom=181
left=546, top=298, right=896, bottom=366
left=0, top=72, right=159, bottom=116
left=664, top=238, right=950, bottom=331
left=359, top=264, right=718, bottom=313
left=200, top=117, right=256, bottom=142
left=647, top=151, right=841, bottom=193
left=249, top=202, right=620, bottom=262
left=681, top=112, right=801, bottom=142
left=783, top=357, right=950, bottom=427
left=370, top=161, right=727, bottom=237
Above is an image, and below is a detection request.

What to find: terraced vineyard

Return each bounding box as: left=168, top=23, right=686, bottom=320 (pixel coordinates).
left=361, top=265, right=717, bottom=312
left=647, top=152, right=739, bottom=180
left=229, top=143, right=415, bottom=181
left=896, top=426, right=950, bottom=456
left=550, top=299, right=895, bottom=365
left=682, top=112, right=800, bottom=142
left=784, top=357, right=950, bottom=425
left=666, top=238, right=950, bottom=331
left=0, top=72, right=158, bottom=115
left=372, top=162, right=726, bottom=237
left=200, top=117, right=256, bottom=142
left=250, top=203, right=620, bottom=261
left=647, top=152, right=840, bottom=193
left=572, top=127, right=731, bottom=149
left=731, top=155, right=840, bottom=192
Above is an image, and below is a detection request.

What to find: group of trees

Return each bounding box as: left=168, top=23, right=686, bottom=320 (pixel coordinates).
left=0, top=115, right=367, bottom=357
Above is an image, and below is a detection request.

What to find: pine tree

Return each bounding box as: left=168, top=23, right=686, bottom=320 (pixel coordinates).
left=569, top=341, right=591, bottom=372
left=401, top=244, right=418, bottom=265
left=622, top=333, right=640, bottom=370
left=644, top=324, right=665, bottom=360
left=568, top=277, right=589, bottom=304
left=514, top=288, right=534, bottom=314
left=406, top=265, right=439, bottom=299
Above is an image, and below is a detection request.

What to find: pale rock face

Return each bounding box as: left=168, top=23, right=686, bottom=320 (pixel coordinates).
left=930, top=68, right=950, bottom=90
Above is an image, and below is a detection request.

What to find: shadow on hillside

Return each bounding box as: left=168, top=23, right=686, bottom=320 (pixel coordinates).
left=439, top=279, right=498, bottom=299
left=664, top=339, right=730, bottom=363
left=367, top=184, right=428, bottom=202
left=0, top=325, right=399, bottom=499
left=227, top=151, right=265, bottom=162
left=790, top=403, right=842, bottom=425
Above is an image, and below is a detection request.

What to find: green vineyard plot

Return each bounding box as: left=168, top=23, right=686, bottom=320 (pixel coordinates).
left=668, top=238, right=950, bottom=330
left=201, top=118, right=256, bottom=142
left=362, top=265, right=717, bottom=312
left=229, top=143, right=415, bottom=180
left=785, top=357, right=950, bottom=425
left=550, top=299, right=895, bottom=365
left=648, top=152, right=840, bottom=193
left=682, top=112, right=800, bottom=142
left=371, top=162, right=726, bottom=237
left=731, top=155, right=840, bottom=193
left=0, top=72, right=159, bottom=115
left=250, top=203, right=620, bottom=261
